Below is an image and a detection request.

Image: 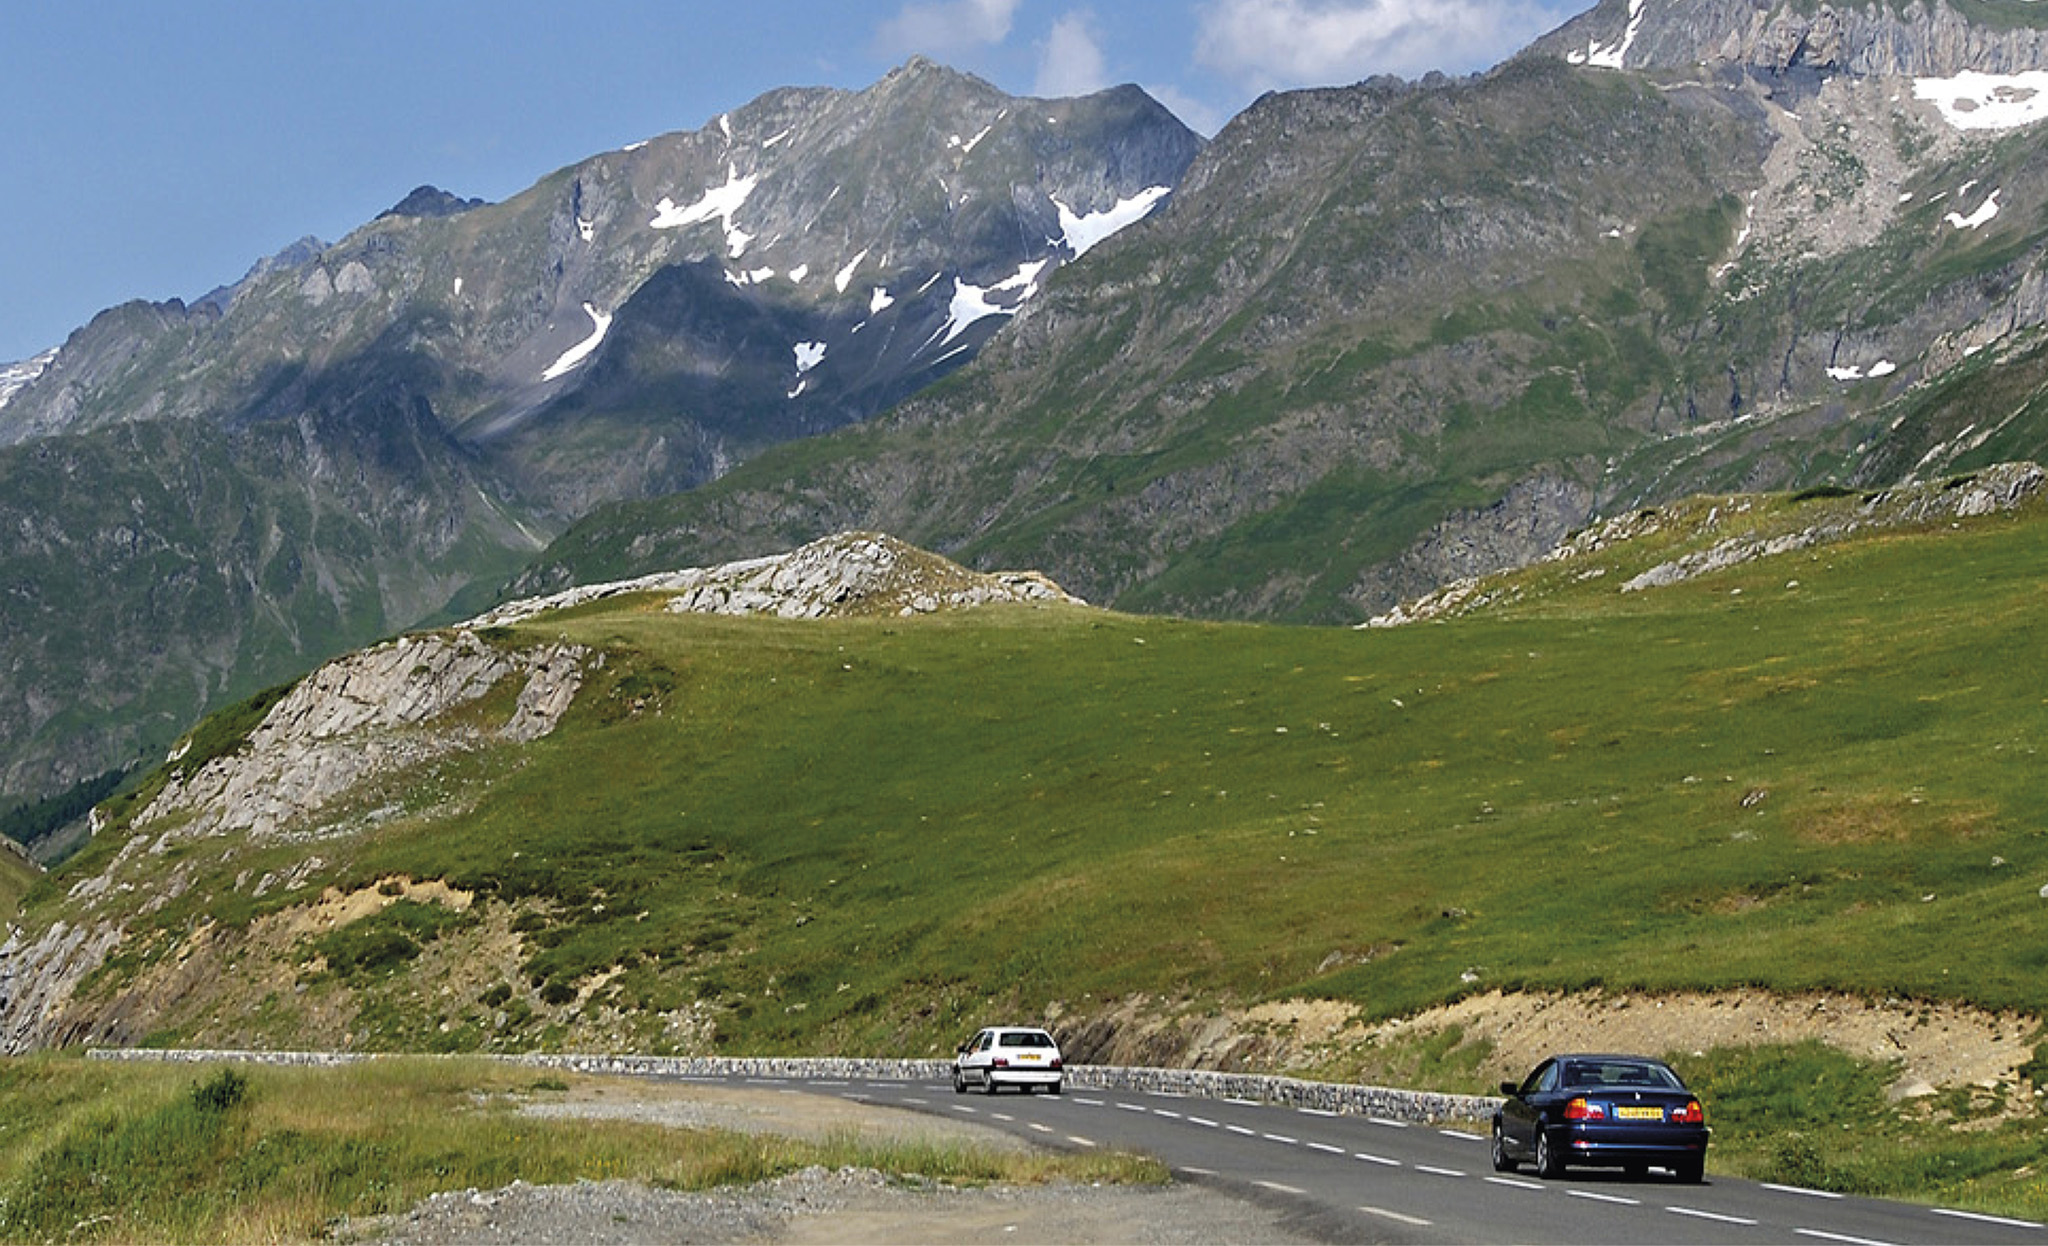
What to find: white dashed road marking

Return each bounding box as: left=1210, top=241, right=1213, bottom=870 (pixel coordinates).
left=1932, top=1208, right=2044, bottom=1230
left=1359, top=1205, right=1432, bottom=1227
left=1415, top=1165, right=1464, bottom=1178
left=1485, top=1176, right=1543, bottom=1190
left=1257, top=1181, right=1307, bottom=1195
left=1354, top=1152, right=1400, bottom=1167
left=1793, top=1230, right=1897, bottom=1246
left=1568, top=1189, right=1640, bottom=1207
left=1189, top=1116, right=1219, bottom=1128
left=1668, top=1206, right=1758, bottom=1226
left=1765, top=1184, right=1845, bottom=1200
left=1439, top=1129, right=1484, bottom=1141
left=1262, top=1133, right=1297, bottom=1145
left=1307, top=1142, right=1345, bottom=1155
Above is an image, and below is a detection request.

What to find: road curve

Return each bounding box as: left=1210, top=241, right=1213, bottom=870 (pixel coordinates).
left=713, top=1073, right=2048, bottom=1246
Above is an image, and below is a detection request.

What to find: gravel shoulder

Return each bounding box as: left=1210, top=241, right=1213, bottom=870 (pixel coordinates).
left=341, top=1079, right=1324, bottom=1245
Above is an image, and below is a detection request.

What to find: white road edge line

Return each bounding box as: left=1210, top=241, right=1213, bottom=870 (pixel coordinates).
left=1932, top=1208, right=2046, bottom=1230
left=1257, top=1181, right=1307, bottom=1195
left=1359, top=1205, right=1432, bottom=1227
left=1298, top=1107, right=1337, bottom=1117
left=1439, top=1129, right=1484, bottom=1141
left=1067, top=1135, right=1097, bottom=1148
left=1368, top=1117, right=1410, bottom=1128
left=1668, top=1206, right=1758, bottom=1226
left=1568, top=1189, right=1640, bottom=1206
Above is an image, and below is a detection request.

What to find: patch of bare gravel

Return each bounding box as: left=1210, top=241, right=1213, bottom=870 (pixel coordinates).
left=340, top=1080, right=1321, bottom=1246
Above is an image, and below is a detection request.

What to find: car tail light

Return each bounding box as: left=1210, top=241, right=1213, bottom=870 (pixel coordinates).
left=1049, top=1058, right=1062, bottom=1071
left=991, top=1057, right=1010, bottom=1068
left=1563, top=1097, right=1606, bottom=1121
left=1671, top=1099, right=1705, bottom=1124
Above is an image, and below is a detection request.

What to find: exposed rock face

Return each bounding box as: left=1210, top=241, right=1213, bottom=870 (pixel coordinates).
left=132, top=631, right=586, bottom=846
left=1619, top=461, right=2047, bottom=590
left=1532, top=0, right=2048, bottom=77
left=468, top=531, right=1083, bottom=628
left=1367, top=461, right=2045, bottom=625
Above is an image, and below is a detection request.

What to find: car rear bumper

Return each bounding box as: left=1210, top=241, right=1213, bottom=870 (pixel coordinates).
left=1554, top=1123, right=1709, bottom=1166
left=988, top=1067, right=1063, bottom=1086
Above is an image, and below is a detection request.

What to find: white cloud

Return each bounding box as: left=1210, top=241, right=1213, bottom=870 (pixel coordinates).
left=875, top=0, right=1022, bottom=59
left=1195, top=0, right=1563, bottom=87
left=1035, top=11, right=1111, bottom=98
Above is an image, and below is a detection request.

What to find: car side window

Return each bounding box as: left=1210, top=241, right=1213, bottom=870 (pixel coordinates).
left=1533, top=1062, right=1559, bottom=1094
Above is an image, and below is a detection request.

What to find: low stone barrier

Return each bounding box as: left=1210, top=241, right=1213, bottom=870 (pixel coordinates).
left=86, top=1048, right=1501, bottom=1123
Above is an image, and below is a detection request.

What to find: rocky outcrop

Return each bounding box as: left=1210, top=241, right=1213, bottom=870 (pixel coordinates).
left=1619, top=461, right=2046, bottom=591
left=1532, top=0, right=2048, bottom=77
left=131, top=631, right=586, bottom=846
left=468, top=532, right=1083, bottom=629
left=1367, top=461, right=2045, bottom=624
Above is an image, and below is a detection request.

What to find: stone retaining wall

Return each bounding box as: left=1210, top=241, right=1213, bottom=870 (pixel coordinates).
left=88, top=1048, right=1501, bottom=1123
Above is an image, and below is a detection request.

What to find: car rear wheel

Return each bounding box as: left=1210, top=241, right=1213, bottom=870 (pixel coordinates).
left=1534, top=1129, right=1565, bottom=1179
left=1490, top=1122, right=1518, bottom=1173
left=983, top=1072, right=1000, bottom=1095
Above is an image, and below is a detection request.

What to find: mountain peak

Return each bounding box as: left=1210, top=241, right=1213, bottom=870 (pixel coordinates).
left=377, top=185, right=488, bottom=220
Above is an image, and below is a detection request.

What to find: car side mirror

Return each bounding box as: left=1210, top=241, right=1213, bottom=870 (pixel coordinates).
left=1500, top=1080, right=1521, bottom=1096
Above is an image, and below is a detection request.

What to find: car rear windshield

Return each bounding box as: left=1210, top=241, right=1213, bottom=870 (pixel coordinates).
left=1000, top=1031, right=1055, bottom=1048
left=1561, top=1060, right=1682, bottom=1090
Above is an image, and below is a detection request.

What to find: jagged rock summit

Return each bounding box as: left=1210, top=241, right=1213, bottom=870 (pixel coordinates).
left=1530, top=0, right=2048, bottom=78
left=468, top=531, right=1083, bottom=628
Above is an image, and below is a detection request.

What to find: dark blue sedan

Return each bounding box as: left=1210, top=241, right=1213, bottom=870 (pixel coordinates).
left=1492, top=1053, right=1709, bottom=1182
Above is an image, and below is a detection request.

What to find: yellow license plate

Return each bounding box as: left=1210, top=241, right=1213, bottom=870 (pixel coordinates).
left=1616, top=1106, right=1664, bottom=1120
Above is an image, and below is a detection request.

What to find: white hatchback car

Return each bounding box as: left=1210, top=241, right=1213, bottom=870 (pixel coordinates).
left=952, top=1026, right=1065, bottom=1095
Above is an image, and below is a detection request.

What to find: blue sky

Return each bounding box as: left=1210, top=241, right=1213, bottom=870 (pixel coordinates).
left=0, top=0, right=1591, bottom=363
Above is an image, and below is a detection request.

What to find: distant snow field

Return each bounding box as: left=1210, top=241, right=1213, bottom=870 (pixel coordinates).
left=1054, top=187, right=1172, bottom=258
left=1914, top=70, right=2048, bottom=130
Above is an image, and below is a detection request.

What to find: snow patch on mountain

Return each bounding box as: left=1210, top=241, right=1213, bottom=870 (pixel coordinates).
left=0, top=348, right=58, bottom=410
left=651, top=164, right=761, bottom=257
left=1569, top=0, right=1645, bottom=68
left=1915, top=70, right=2048, bottom=130
left=835, top=250, right=870, bottom=294
left=1054, top=187, right=1172, bottom=258
left=1944, top=187, right=2001, bottom=229
left=931, top=260, right=1051, bottom=348
left=541, top=304, right=612, bottom=381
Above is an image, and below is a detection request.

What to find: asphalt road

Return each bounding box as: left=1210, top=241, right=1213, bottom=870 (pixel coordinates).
left=726, top=1074, right=2045, bottom=1246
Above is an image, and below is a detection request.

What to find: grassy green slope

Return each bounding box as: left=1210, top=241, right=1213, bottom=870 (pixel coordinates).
left=109, top=488, right=2040, bottom=1059
left=0, top=847, right=35, bottom=921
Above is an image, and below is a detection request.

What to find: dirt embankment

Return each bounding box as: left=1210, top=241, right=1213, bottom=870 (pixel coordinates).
left=1061, top=988, right=2041, bottom=1103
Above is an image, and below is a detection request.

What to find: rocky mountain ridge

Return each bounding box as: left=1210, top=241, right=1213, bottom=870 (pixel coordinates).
left=1532, top=0, right=2048, bottom=77
left=527, top=2, right=2048, bottom=625
left=0, top=61, right=1196, bottom=809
